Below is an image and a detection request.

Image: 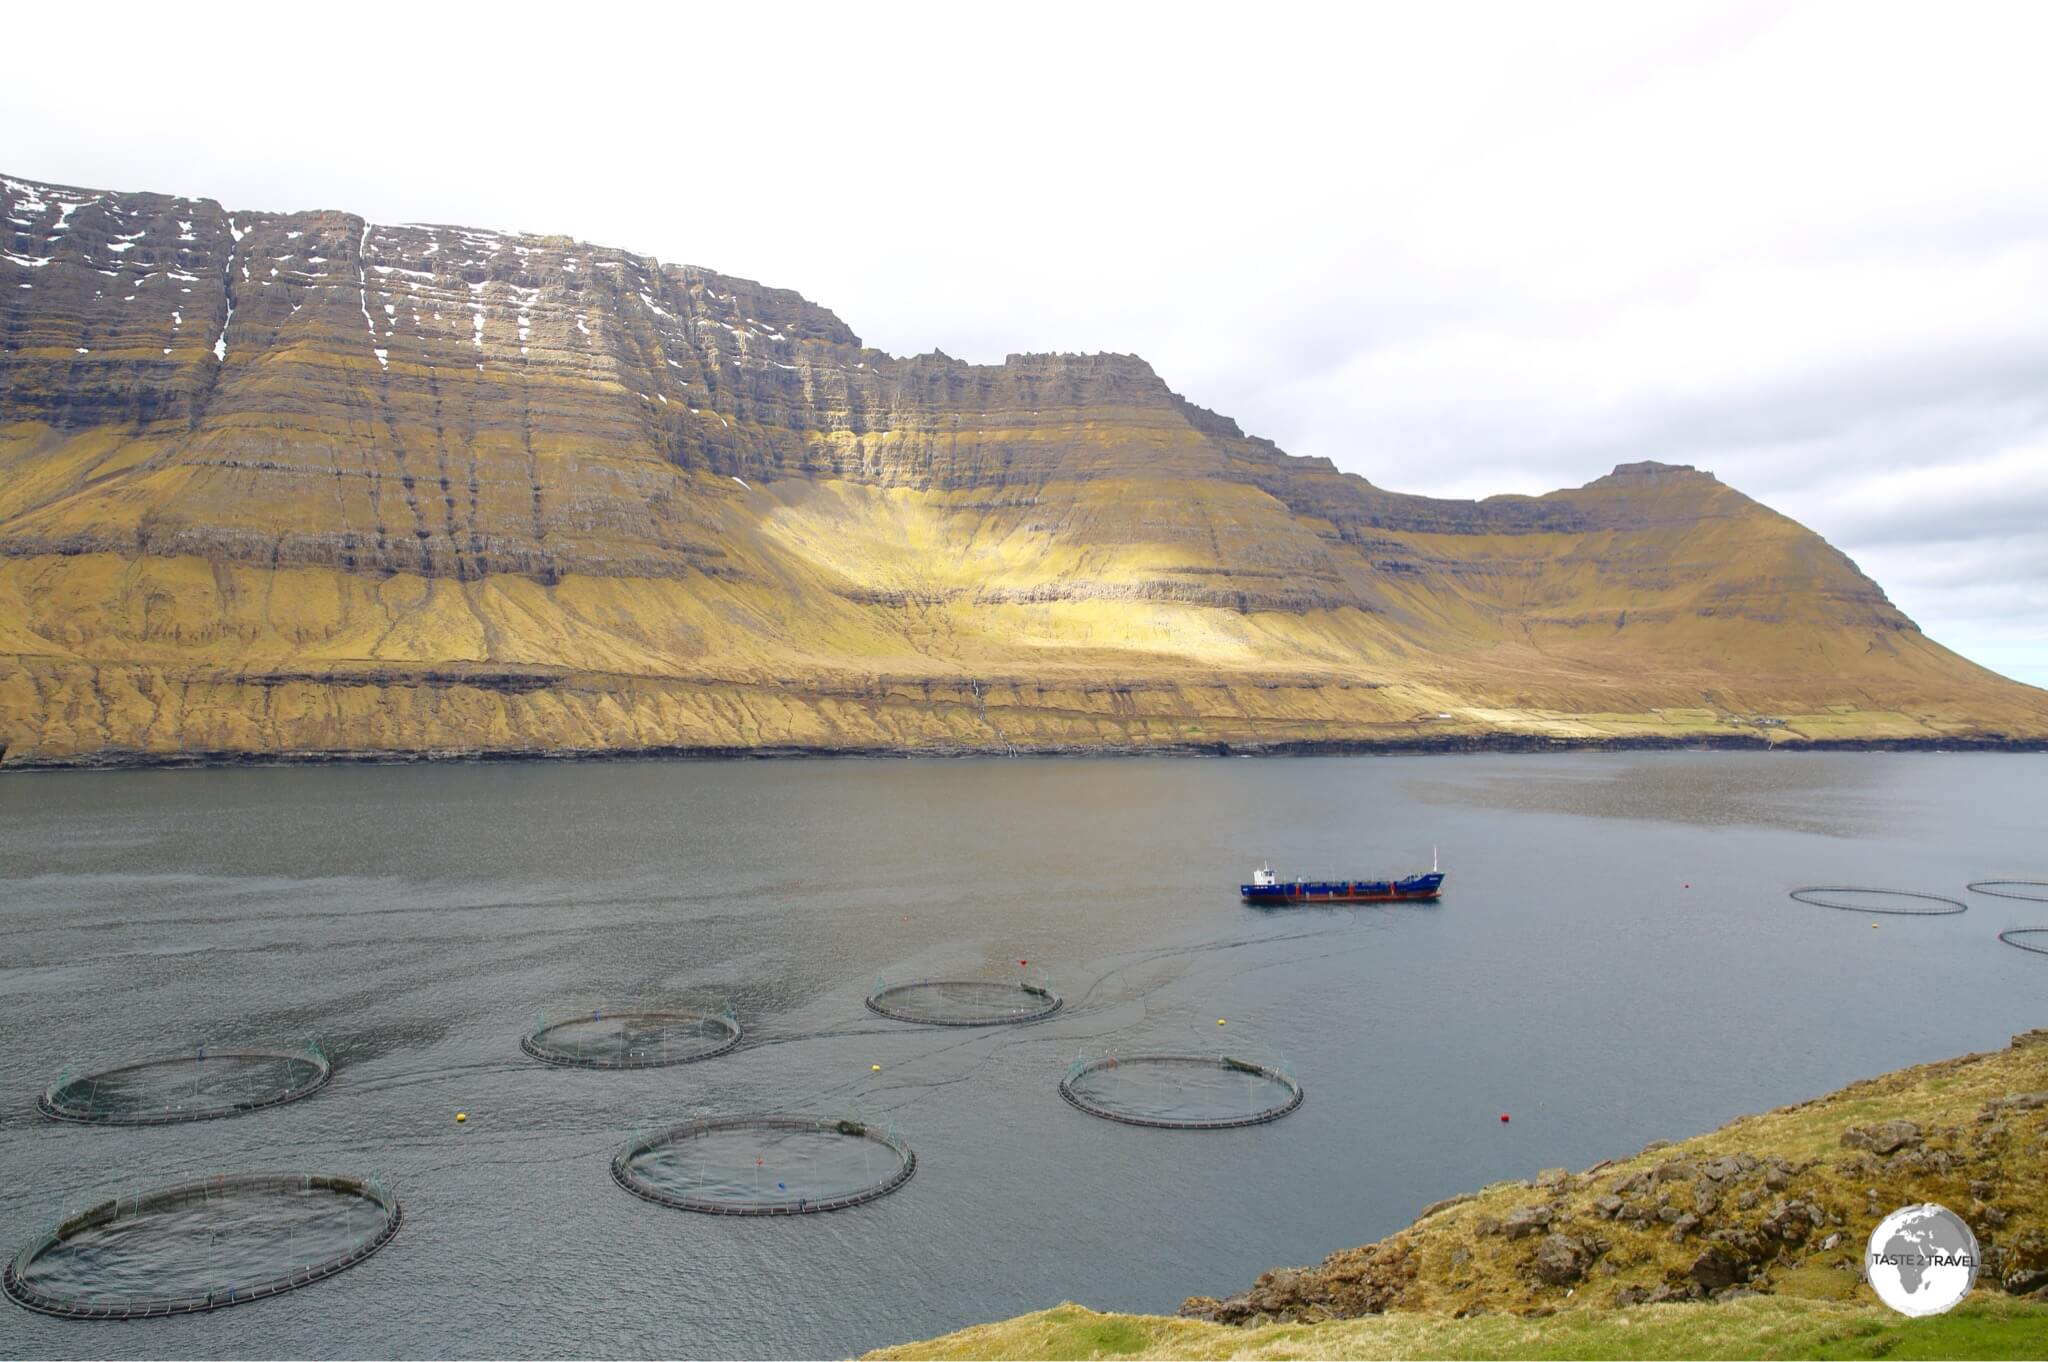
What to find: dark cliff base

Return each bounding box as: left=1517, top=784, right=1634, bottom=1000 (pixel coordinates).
left=5, top=731, right=2045, bottom=773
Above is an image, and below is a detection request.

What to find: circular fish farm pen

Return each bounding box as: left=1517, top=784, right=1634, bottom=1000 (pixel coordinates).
left=612, top=1115, right=915, bottom=1215
left=38, top=1045, right=331, bottom=1126
left=1999, top=929, right=2048, bottom=957
left=521, top=1008, right=740, bottom=1069
left=2, top=1173, right=400, bottom=1319
left=865, top=977, right=1063, bottom=1027
left=1059, top=1054, right=1304, bottom=1130
left=1969, top=880, right=2048, bottom=903
left=1788, top=887, right=1968, bottom=916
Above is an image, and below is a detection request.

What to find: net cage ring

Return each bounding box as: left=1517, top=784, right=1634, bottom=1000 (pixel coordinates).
left=1968, top=880, right=2048, bottom=903
left=1058, top=1053, right=1305, bottom=1130
left=37, top=1048, right=333, bottom=1127
left=611, top=1114, right=916, bottom=1215
left=1788, top=887, right=1968, bottom=916
left=520, top=1009, right=741, bottom=1069
left=1999, top=928, right=2048, bottom=957
left=1, top=1173, right=401, bottom=1320
left=864, top=978, right=1064, bottom=1027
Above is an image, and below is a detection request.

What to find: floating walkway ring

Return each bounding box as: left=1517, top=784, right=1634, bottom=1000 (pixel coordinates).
left=865, top=979, right=1063, bottom=1027
left=38, top=1049, right=332, bottom=1126
left=611, top=1115, right=916, bottom=1215
left=1, top=1173, right=400, bottom=1319
left=1059, top=1054, right=1304, bottom=1130
left=1999, top=928, right=2048, bottom=957
left=1968, top=880, right=2048, bottom=902
left=1789, top=887, right=1967, bottom=916
left=521, top=1010, right=740, bottom=1069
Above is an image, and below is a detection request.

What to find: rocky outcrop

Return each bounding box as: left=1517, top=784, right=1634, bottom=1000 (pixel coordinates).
left=1841, top=1120, right=1923, bottom=1155
left=6, top=170, right=2047, bottom=766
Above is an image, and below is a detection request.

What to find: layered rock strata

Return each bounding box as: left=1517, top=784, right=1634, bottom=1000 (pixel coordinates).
left=5, top=172, right=2043, bottom=764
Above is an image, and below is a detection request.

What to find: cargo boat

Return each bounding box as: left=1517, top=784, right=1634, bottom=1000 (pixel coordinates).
left=1240, top=853, right=1444, bottom=904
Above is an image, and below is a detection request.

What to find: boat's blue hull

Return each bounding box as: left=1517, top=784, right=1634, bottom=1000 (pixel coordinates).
left=1240, top=871, right=1445, bottom=904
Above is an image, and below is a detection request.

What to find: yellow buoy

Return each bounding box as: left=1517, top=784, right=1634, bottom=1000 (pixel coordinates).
left=1217, top=1018, right=1227, bottom=1026
left=455, top=1112, right=467, bottom=1123
left=871, top=1064, right=881, bottom=1072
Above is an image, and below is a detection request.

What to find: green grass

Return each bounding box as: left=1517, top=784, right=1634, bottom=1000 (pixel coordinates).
left=1795, top=1303, right=2048, bottom=1359
left=1036, top=1315, right=1158, bottom=1357
left=866, top=1298, right=2048, bottom=1360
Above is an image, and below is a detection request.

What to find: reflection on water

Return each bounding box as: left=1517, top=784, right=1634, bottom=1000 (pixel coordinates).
left=1407, top=753, right=1933, bottom=837
left=0, top=753, right=2042, bottom=1359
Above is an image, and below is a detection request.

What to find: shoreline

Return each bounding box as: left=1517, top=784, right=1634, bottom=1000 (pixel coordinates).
left=869, top=1030, right=2048, bottom=1359
left=4, top=731, right=2045, bottom=773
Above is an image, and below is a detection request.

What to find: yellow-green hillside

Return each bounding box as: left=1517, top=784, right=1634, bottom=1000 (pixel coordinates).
left=4, top=172, right=2045, bottom=765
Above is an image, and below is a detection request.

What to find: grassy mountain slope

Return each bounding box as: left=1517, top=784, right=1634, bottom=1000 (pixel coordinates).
left=4, top=171, right=2044, bottom=765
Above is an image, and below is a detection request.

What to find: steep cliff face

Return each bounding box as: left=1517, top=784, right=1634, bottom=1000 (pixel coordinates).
left=3, top=171, right=2042, bottom=764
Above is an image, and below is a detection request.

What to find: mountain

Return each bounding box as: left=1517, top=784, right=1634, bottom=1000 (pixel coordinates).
left=3, top=171, right=2043, bottom=766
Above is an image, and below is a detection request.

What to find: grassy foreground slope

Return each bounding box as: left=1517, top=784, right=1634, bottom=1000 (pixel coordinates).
left=867, top=1297, right=2047, bottom=1360
left=870, top=1032, right=2048, bottom=1359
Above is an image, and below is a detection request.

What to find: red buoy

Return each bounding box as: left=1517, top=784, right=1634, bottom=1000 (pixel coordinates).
left=1500, top=1113, right=1511, bottom=1123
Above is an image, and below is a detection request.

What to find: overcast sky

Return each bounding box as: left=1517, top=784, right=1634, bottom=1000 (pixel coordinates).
left=8, top=1, right=2043, bottom=684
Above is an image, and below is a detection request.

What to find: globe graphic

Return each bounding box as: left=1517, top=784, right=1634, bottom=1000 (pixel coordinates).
left=1865, top=1203, right=1979, bottom=1316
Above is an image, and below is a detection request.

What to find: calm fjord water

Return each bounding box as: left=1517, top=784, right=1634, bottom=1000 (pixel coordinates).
left=1, top=753, right=2042, bottom=1358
